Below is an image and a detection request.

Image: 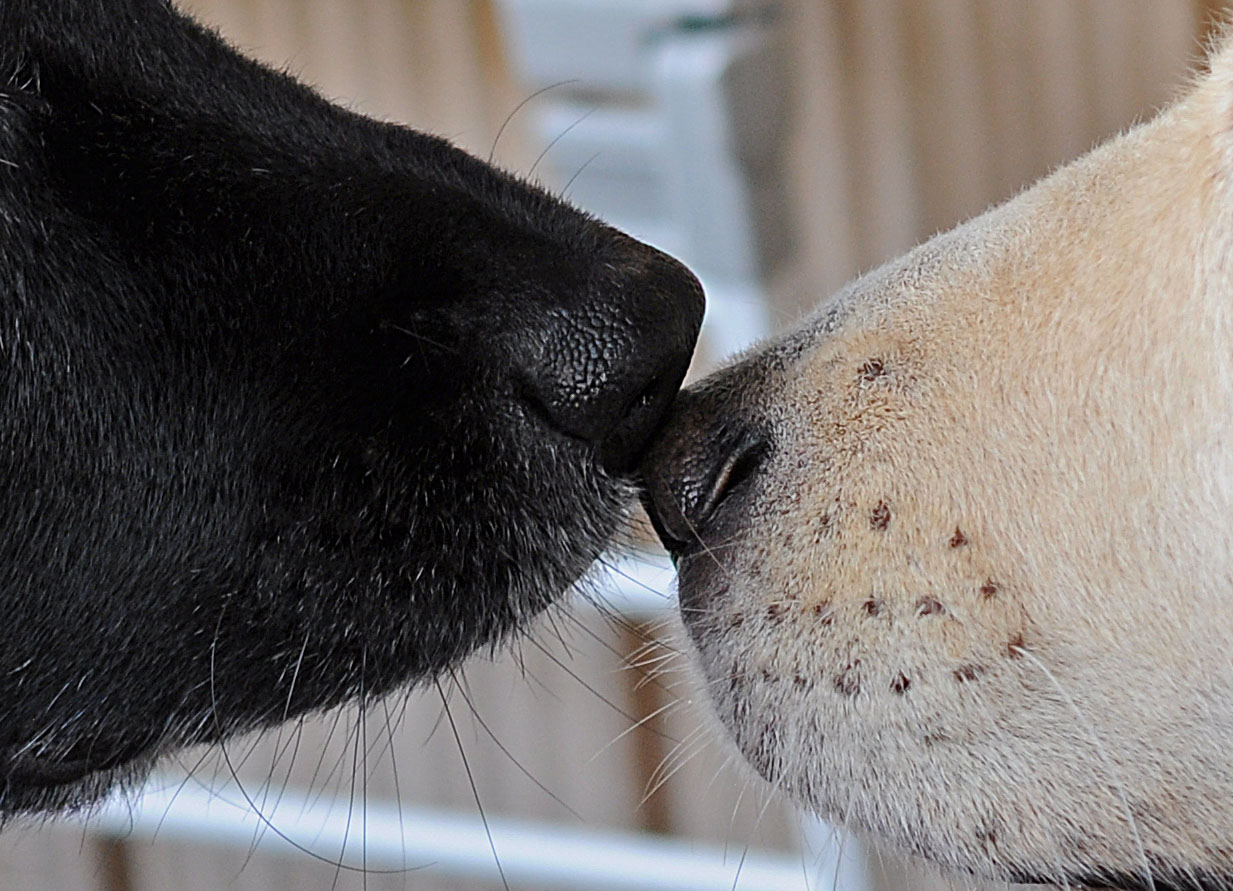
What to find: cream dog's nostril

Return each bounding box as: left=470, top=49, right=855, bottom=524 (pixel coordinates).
left=703, top=433, right=769, bottom=520
left=641, top=423, right=771, bottom=553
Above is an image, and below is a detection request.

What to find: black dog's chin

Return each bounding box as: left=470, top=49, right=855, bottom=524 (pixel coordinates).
left=0, top=431, right=631, bottom=818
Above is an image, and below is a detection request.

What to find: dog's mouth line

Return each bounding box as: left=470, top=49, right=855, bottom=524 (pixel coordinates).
left=2, top=747, right=136, bottom=789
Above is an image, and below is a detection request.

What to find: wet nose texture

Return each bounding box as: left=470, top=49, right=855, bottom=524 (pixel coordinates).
left=639, top=390, right=772, bottom=554
left=523, top=248, right=704, bottom=474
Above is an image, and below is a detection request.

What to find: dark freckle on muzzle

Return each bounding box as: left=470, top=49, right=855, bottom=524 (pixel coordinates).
left=863, top=598, right=885, bottom=617
left=980, top=579, right=999, bottom=598
left=949, top=527, right=969, bottom=547
left=871, top=500, right=891, bottom=530
left=813, top=600, right=834, bottom=625
left=891, top=672, right=911, bottom=694
left=858, top=358, right=887, bottom=382
left=915, top=597, right=945, bottom=616
left=835, top=661, right=862, bottom=696
left=954, top=664, right=985, bottom=683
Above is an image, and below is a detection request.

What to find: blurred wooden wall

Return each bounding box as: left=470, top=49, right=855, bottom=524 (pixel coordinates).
left=176, top=0, right=1214, bottom=319
left=786, top=0, right=1208, bottom=314
left=2, top=2, right=1227, bottom=890
left=179, top=0, right=537, bottom=169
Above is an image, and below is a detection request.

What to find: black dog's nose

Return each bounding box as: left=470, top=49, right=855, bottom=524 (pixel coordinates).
left=639, top=388, right=772, bottom=553
left=521, top=246, right=704, bottom=473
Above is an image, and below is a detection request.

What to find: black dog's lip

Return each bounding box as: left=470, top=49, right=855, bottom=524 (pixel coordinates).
left=2, top=747, right=131, bottom=789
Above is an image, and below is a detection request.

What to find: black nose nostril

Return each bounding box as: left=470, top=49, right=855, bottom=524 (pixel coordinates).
left=597, top=361, right=692, bottom=473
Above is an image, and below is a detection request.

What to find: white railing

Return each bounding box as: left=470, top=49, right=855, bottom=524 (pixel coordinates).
left=87, top=776, right=823, bottom=891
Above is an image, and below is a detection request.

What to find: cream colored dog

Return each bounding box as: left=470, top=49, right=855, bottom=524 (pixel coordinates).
left=642, top=35, right=1233, bottom=891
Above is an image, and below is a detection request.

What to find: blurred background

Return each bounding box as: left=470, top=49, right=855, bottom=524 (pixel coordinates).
left=2, top=1, right=1225, bottom=889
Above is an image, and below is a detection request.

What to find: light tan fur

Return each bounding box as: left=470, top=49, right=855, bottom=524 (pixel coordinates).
left=650, top=36, right=1233, bottom=889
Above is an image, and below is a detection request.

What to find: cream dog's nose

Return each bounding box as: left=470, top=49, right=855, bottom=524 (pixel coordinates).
left=639, top=388, right=772, bottom=555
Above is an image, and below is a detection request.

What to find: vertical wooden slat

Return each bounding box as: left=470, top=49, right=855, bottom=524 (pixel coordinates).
left=972, top=1, right=1041, bottom=201
left=94, top=837, right=133, bottom=891
left=1023, top=2, right=1090, bottom=179
left=778, top=0, right=859, bottom=314
left=902, top=0, right=996, bottom=235
left=0, top=829, right=100, bottom=891
left=1200, top=0, right=1230, bottom=56
left=182, top=0, right=256, bottom=49
left=300, top=0, right=371, bottom=112
left=473, top=0, right=536, bottom=173
left=404, top=0, right=490, bottom=150
left=1085, top=1, right=1143, bottom=136
left=1139, top=0, right=1207, bottom=95
left=246, top=0, right=306, bottom=78
left=359, top=0, right=427, bottom=125
left=832, top=0, right=921, bottom=270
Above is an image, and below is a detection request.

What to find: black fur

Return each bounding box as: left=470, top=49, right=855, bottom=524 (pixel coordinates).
left=0, top=0, right=703, bottom=815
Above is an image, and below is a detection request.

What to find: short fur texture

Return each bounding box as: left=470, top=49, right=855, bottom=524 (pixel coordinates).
left=643, top=34, right=1233, bottom=891
left=0, top=1, right=703, bottom=816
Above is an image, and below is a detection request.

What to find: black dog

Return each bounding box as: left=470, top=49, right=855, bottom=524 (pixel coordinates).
left=0, top=0, right=702, bottom=816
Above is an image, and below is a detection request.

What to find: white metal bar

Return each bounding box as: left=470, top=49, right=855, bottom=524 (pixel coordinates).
left=578, top=550, right=679, bottom=614
left=85, top=779, right=814, bottom=891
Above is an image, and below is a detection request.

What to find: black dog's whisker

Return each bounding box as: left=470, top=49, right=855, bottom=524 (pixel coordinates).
left=450, top=668, right=583, bottom=821
left=527, top=106, right=595, bottom=181
left=487, top=79, right=578, bottom=165
left=437, top=679, right=510, bottom=891
left=209, top=613, right=401, bottom=874
left=562, top=150, right=602, bottom=199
